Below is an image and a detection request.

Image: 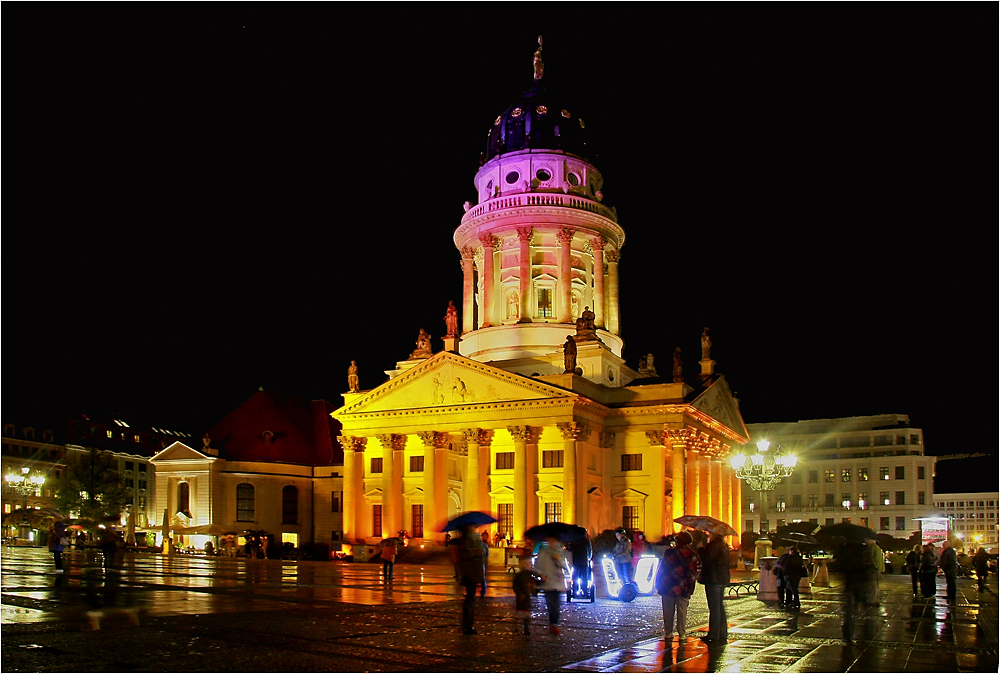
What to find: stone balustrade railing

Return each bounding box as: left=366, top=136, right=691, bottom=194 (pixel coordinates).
left=462, top=192, right=617, bottom=224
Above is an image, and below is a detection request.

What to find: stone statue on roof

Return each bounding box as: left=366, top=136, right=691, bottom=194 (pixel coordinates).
left=563, top=335, right=578, bottom=374
left=533, top=36, right=544, bottom=80
left=411, top=329, right=433, bottom=359
left=444, top=300, right=459, bottom=338
left=348, top=360, right=360, bottom=393
left=574, top=306, right=598, bottom=342
left=701, top=327, right=712, bottom=361
left=673, top=347, right=684, bottom=383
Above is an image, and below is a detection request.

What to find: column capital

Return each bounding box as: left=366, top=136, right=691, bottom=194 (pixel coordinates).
left=599, top=430, right=616, bottom=449
left=338, top=435, right=367, bottom=453
left=417, top=431, right=450, bottom=449
left=591, top=235, right=607, bottom=250
left=516, top=226, right=534, bottom=242
left=606, top=248, right=620, bottom=264
left=645, top=430, right=665, bottom=447
left=557, top=420, right=591, bottom=442
left=462, top=428, right=494, bottom=446
left=665, top=427, right=696, bottom=447
left=460, top=245, right=477, bottom=261
left=376, top=433, right=406, bottom=451
left=507, top=425, right=540, bottom=443
left=480, top=234, right=503, bottom=250
left=556, top=227, right=575, bottom=244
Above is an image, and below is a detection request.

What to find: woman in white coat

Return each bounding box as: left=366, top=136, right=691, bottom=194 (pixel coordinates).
left=533, top=537, right=570, bottom=635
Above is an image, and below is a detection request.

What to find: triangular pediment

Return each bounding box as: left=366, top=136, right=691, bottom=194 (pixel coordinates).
left=335, top=352, right=575, bottom=416
left=613, top=488, right=648, bottom=500
left=690, top=376, right=749, bottom=442
left=536, top=484, right=564, bottom=497
left=151, top=441, right=214, bottom=463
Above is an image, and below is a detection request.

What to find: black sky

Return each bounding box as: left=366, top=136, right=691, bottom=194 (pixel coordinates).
left=6, top=5, right=994, bottom=454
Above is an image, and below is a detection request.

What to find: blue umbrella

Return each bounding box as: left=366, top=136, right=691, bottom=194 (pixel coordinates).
left=441, top=511, right=497, bottom=532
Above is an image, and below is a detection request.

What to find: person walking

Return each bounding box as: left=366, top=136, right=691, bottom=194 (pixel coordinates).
left=457, top=525, right=486, bottom=635
left=48, top=522, right=66, bottom=574
left=864, top=536, right=885, bottom=605
left=972, top=547, right=989, bottom=593
left=631, top=531, right=647, bottom=577
left=918, top=543, right=938, bottom=598
left=612, top=528, right=633, bottom=584
left=780, top=546, right=805, bottom=609
left=697, top=531, right=731, bottom=645
left=479, top=531, right=491, bottom=596
left=837, top=540, right=876, bottom=646
left=380, top=538, right=398, bottom=583
left=905, top=544, right=921, bottom=596
left=939, top=540, right=958, bottom=603
left=533, top=536, right=570, bottom=635
left=656, top=532, right=700, bottom=641
left=512, top=557, right=543, bottom=635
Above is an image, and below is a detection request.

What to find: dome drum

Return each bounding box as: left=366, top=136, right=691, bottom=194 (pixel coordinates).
left=475, top=150, right=603, bottom=204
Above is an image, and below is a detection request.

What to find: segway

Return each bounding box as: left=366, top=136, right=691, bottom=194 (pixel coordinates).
left=601, top=554, right=661, bottom=602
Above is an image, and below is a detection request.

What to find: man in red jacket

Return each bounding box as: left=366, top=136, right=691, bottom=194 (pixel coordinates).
left=656, top=532, right=701, bottom=640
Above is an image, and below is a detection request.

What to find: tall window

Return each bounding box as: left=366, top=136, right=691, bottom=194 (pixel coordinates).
left=178, top=482, right=191, bottom=517
left=895, top=466, right=905, bottom=480
left=824, top=493, right=835, bottom=507
left=621, top=454, right=642, bottom=471
left=880, top=517, right=890, bottom=530
left=542, top=450, right=564, bottom=468
left=808, top=494, right=818, bottom=508
left=496, top=452, right=515, bottom=470
left=792, top=494, right=802, bottom=508
left=537, top=288, right=553, bottom=318
left=545, top=502, right=562, bottom=523
left=622, top=505, right=639, bottom=531
left=370, top=458, right=383, bottom=474
left=236, top=483, right=255, bottom=522
left=497, top=503, right=513, bottom=538
left=842, top=469, right=852, bottom=482
left=918, top=491, right=925, bottom=505
left=858, top=492, right=868, bottom=510
left=372, top=504, right=382, bottom=536
left=282, top=485, right=298, bottom=524
left=880, top=491, right=890, bottom=506
left=411, top=504, right=424, bottom=539
left=842, top=493, right=852, bottom=509
left=808, top=471, right=818, bottom=483
left=331, top=491, right=341, bottom=513
left=775, top=495, right=786, bottom=512
left=409, top=456, right=424, bottom=472
left=895, top=516, right=906, bottom=530
left=858, top=467, right=869, bottom=481
left=879, top=467, right=889, bottom=481
left=895, top=491, right=905, bottom=506
left=917, top=466, right=925, bottom=479
left=825, top=470, right=835, bottom=483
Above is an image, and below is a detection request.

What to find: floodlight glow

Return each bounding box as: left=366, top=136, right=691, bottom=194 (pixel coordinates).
left=730, top=454, right=746, bottom=470
left=756, top=440, right=771, bottom=453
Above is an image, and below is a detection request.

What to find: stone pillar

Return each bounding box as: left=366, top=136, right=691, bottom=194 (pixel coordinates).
left=606, top=248, right=621, bottom=335
left=557, top=421, right=590, bottom=524
left=698, top=454, right=710, bottom=518
left=557, top=228, right=575, bottom=323
left=338, top=436, right=365, bottom=543
left=732, top=470, right=743, bottom=545
left=508, top=426, right=535, bottom=542
left=667, top=431, right=687, bottom=532
left=463, top=429, right=481, bottom=513
left=711, top=458, right=722, bottom=520
left=479, top=235, right=500, bottom=327
left=721, top=463, right=733, bottom=545
left=516, top=228, right=533, bottom=323
left=460, top=246, right=476, bottom=334
left=644, top=431, right=666, bottom=542
left=417, top=431, right=438, bottom=540
left=686, top=447, right=700, bottom=517
left=591, top=236, right=606, bottom=328
left=376, top=434, right=405, bottom=538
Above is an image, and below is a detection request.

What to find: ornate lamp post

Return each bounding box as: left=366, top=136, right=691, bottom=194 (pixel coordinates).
left=5, top=467, right=45, bottom=544
left=730, top=440, right=796, bottom=568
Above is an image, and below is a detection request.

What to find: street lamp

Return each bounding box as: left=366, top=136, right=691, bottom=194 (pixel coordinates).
left=5, top=467, right=45, bottom=544
left=730, top=440, right=797, bottom=568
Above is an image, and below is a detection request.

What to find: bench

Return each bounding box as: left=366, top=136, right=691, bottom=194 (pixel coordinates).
left=727, top=579, right=759, bottom=598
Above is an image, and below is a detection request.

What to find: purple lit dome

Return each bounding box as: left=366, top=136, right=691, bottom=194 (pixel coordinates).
left=484, top=81, right=589, bottom=164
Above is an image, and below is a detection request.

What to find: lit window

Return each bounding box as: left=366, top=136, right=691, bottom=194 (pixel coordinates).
left=409, top=456, right=424, bottom=473
left=542, top=450, right=564, bottom=468
left=495, top=452, right=514, bottom=470
left=537, top=288, right=553, bottom=318
left=545, top=502, right=562, bottom=523
left=621, top=454, right=642, bottom=472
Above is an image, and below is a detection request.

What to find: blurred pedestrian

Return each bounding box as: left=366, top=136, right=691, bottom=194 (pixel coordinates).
left=939, top=540, right=958, bottom=603
left=780, top=546, right=805, bottom=609
left=697, top=531, right=730, bottom=644
left=380, top=538, right=398, bottom=582
left=568, top=534, right=593, bottom=599
left=631, top=531, right=647, bottom=576
left=493, top=530, right=503, bottom=547
left=836, top=540, right=876, bottom=646
left=656, top=532, right=699, bottom=641
left=905, top=544, right=921, bottom=596
left=533, top=536, right=570, bottom=635
left=457, top=525, right=486, bottom=635
left=479, top=531, right=491, bottom=596
left=918, top=543, right=937, bottom=598
left=972, top=547, right=989, bottom=592
left=48, top=522, right=66, bottom=574
left=512, top=557, right=543, bottom=635
left=612, top=528, right=633, bottom=583
left=449, top=533, right=462, bottom=580
left=863, top=536, right=884, bottom=605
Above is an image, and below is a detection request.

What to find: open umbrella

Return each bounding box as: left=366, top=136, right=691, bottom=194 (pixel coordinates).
left=781, top=532, right=819, bottom=545
left=524, top=522, right=588, bottom=543
left=673, top=515, right=738, bottom=537
left=818, top=522, right=876, bottom=542
left=441, top=511, right=497, bottom=532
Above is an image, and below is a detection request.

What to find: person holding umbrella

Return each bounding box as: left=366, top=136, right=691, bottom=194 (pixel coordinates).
left=656, top=532, right=699, bottom=641
left=443, top=511, right=496, bottom=635
left=47, top=521, right=67, bottom=574
left=697, top=529, right=731, bottom=644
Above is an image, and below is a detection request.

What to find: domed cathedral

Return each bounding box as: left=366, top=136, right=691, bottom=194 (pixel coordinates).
left=333, top=39, right=749, bottom=549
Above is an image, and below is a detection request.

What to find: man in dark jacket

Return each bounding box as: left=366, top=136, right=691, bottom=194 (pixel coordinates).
left=939, top=540, right=958, bottom=603
left=697, top=531, right=730, bottom=644
left=778, top=546, right=805, bottom=609
left=457, top=526, right=486, bottom=634
left=905, top=544, right=921, bottom=596
left=972, top=547, right=989, bottom=593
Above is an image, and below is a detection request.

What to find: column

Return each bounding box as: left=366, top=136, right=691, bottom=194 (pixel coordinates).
left=667, top=430, right=688, bottom=531
left=516, top=227, right=533, bottom=322
left=710, top=459, right=722, bottom=520
left=644, top=431, right=666, bottom=542
left=721, top=463, right=733, bottom=546
left=508, top=426, right=534, bottom=542
left=731, top=470, right=742, bottom=543
left=557, top=421, right=590, bottom=524
left=698, top=454, right=710, bottom=517
left=606, top=248, right=621, bottom=334
left=591, top=236, right=606, bottom=328
left=463, top=429, right=481, bottom=513
left=338, top=436, right=359, bottom=542
left=433, top=433, right=449, bottom=541
left=479, top=235, right=500, bottom=327
left=686, top=447, right=700, bottom=517
left=460, top=246, right=475, bottom=334
left=418, top=432, right=437, bottom=539
left=557, top=228, right=574, bottom=323
left=376, top=434, right=404, bottom=538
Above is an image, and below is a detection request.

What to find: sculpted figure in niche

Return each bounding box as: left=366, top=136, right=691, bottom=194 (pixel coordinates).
left=575, top=306, right=598, bottom=341
left=348, top=360, right=360, bottom=392
left=507, top=291, right=519, bottom=320
left=411, top=329, right=433, bottom=359
left=672, top=347, right=684, bottom=383
left=571, top=294, right=580, bottom=320
left=432, top=373, right=445, bottom=404
left=701, top=327, right=712, bottom=361
left=563, top=335, right=579, bottom=374
left=444, top=301, right=459, bottom=337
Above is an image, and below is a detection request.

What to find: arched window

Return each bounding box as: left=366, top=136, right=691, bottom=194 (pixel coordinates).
left=236, top=483, right=255, bottom=522
left=282, top=486, right=298, bottom=524
left=178, top=482, right=191, bottom=517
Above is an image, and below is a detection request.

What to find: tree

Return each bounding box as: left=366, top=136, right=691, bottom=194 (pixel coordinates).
left=52, top=447, right=132, bottom=523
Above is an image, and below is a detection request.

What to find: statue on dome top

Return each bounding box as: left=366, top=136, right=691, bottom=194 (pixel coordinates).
left=533, top=36, right=544, bottom=80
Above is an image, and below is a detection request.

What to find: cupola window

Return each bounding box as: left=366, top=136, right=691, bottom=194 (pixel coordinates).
left=579, top=118, right=585, bottom=128
left=567, top=172, right=580, bottom=186
left=505, top=171, right=520, bottom=185
left=511, top=107, right=523, bottom=118
left=494, top=115, right=502, bottom=126
left=535, top=105, right=548, bottom=115
left=536, top=169, right=551, bottom=182
left=561, top=109, right=571, bottom=118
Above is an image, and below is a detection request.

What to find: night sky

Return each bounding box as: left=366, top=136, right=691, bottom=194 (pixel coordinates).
left=6, top=6, right=994, bottom=457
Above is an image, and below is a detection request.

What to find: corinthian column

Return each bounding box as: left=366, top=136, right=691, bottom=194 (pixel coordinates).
left=479, top=235, right=500, bottom=327
left=606, top=248, right=621, bottom=335
left=338, top=435, right=366, bottom=542
left=711, top=458, right=722, bottom=520
left=731, top=464, right=742, bottom=542
left=516, top=228, right=533, bottom=323
left=644, top=430, right=666, bottom=542
left=376, top=434, right=405, bottom=538
left=508, top=426, right=536, bottom=542
left=591, top=236, right=606, bottom=329
left=557, top=421, right=590, bottom=524
left=721, top=462, right=733, bottom=544
left=698, top=453, right=710, bottom=517
left=460, top=246, right=476, bottom=334
left=686, top=445, right=700, bottom=517
left=557, top=228, right=575, bottom=323
left=666, top=429, right=690, bottom=532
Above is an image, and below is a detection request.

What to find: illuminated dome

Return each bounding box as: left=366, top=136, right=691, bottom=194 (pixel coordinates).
left=483, top=37, right=589, bottom=163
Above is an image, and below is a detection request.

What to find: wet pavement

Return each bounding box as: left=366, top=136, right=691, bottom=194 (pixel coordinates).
left=1, top=546, right=997, bottom=672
